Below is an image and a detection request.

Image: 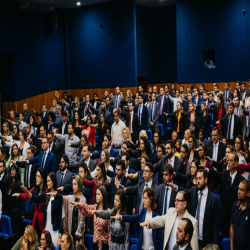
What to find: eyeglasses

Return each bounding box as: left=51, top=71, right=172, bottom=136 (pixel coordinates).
left=175, top=199, right=185, bottom=203
left=235, top=142, right=241, bottom=144
left=35, top=175, right=41, bottom=178
left=40, top=238, right=46, bottom=241
left=143, top=170, right=152, bottom=173
left=188, top=141, right=193, bottom=143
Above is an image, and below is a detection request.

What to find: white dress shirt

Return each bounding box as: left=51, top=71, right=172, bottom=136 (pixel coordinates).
left=49, top=142, right=53, bottom=151
left=162, top=182, right=173, bottom=214
left=212, top=141, right=219, bottom=161
left=142, top=211, right=154, bottom=250
left=85, top=157, right=90, bottom=167
left=129, top=111, right=134, bottom=134
left=195, top=187, right=208, bottom=240
left=111, top=119, right=126, bottom=144
left=230, top=170, right=237, bottom=184
left=0, top=172, right=4, bottom=214
left=168, top=155, right=175, bottom=168
left=27, top=164, right=32, bottom=188
left=228, top=114, right=235, bottom=140
left=168, top=96, right=182, bottom=112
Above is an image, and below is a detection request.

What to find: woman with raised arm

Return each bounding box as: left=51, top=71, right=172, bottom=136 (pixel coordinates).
left=80, top=115, right=96, bottom=147
left=71, top=185, right=110, bottom=250
left=47, top=175, right=86, bottom=245
left=6, top=143, right=23, bottom=169
left=111, top=187, right=163, bottom=250
left=152, top=131, right=163, bottom=157
left=82, top=189, right=129, bottom=250
left=12, top=168, right=47, bottom=239
left=20, top=172, right=62, bottom=247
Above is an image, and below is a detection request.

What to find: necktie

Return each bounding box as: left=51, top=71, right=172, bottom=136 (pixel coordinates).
left=225, top=91, right=227, bottom=100
left=116, top=96, right=119, bottom=108
left=139, top=105, right=141, bottom=125
left=129, top=112, right=132, bottom=132
left=212, top=144, right=217, bottom=161
left=163, top=187, right=169, bottom=214
left=228, top=115, right=232, bottom=139
left=84, top=104, right=88, bottom=116
left=160, top=96, right=164, bottom=115
left=196, top=192, right=203, bottom=229
left=151, top=102, right=154, bottom=122
left=41, top=152, right=46, bottom=168
left=60, top=172, right=65, bottom=186
left=141, top=184, right=148, bottom=209
left=25, top=165, right=29, bottom=187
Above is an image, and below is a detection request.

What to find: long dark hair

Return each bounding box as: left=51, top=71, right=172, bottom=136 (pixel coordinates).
left=96, top=161, right=107, bottom=181
left=10, top=143, right=21, bottom=160
left=152, top=131, right=162, bottom=147
left=10, top=164, right=20, bottom=188
left=41, top=230, right=54, bottom=250
left=140, top=136, right=153, bottom=158
left=111, top=189, right=127, bottom=216
left=45, top=172, right=57, bottom=206
left=32, top=169, right=47, bottom=195
left=96, top=185, right=108, bottom=211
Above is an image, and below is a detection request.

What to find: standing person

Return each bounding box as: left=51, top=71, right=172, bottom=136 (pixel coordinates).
left=230, top=180, right=250, bottom=250
left=59, top=233, right=74, bottom=250
left=96, top=113, right=110, bottom=151
left=223, top=82, right=233, bottom=107
left=187, top=135, right=198, bottom=163
left=71, top=185, right=110, bottom=250
left=21, top=172, right=62, bottom=247
left=148, top=92, right=160, bottom=132
left=0, top=160, right=8, bottom=215
left=196, top=102, right=211, bottom=139
left=0, top=164, right=23, bottom=240
left=49, top=99, right=57, bottom=113
left=192, top=87, right=202, bottom=113
left=12, top=168, right=47, bottom=240
left=111, top=187, right=163, bottom=250
left=111, top=86, right=125, bottom=109
left=134, top=94, right=148, bottom=132
left=17, top=103, right=32, bottom=123
left=47, top=175, right=86, bottom=245
left=186, top=102, right=199, bottom=139
left=87, top=189, right=130, bottom=250
left=111, top=111, right=126, bottom=149
left=140, top=190, right=198, bottom=250
left=79, top=115, right=96, bottom=148
left=32, top=104, right=49, bottom=125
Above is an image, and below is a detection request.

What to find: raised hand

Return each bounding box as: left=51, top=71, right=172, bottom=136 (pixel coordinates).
left=70, top=202, right=82, bottom=209
left=215, top=121, right=220, bottom=125
left=12, top=193, right=20, bottom=197
left=20, top=185, right=28, bottom=193
left=46, top=192, right=57, bottom=197
left=205, top=156, right=212, bottom=162
left=140, top=221, right=150, bottom=228
left=57, top=187, right=64, bottom=191
left=119, top=184, right=126, bottom=191
left=87, top=210, right=97, bottom=215
left=110, top=215, right=122, bottom=220
left=167, top=182, right=177, bottom=189
left=93, top=178, right=100, bottom=186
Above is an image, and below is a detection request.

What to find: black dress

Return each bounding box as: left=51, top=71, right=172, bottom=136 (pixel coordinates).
left=97, top=123, right=108, bottom=151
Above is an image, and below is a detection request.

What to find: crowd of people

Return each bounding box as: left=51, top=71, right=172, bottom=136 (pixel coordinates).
left=0, top=81, right=250, bottom=250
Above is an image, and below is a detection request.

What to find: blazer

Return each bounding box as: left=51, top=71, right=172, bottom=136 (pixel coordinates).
left=78, top=158, right=97, bottom=172
left=219, top=113, right=241, bottom=139
left=148, top=101, right=160, bottom=130
left=78, top=103, right=89, bottom=118
left=5, top=140, right=30, bottom=160
left=122, top=209, right=163, bottom=250
left=53, top=121, right=69, bottom=135
left=31, top=193, right=62, bottom=231
left=175, top=173, right=196, bottom=189
left=167, top=112, right=186, bottom=133
left=223, top=90, right=233, bottom=103
left=29, top=150, right=57, bottom=174
left=126, top=180, right=158, bottom=214
left=157, top=183, right=176, bottom=215
left=50, top=140, right=62, bottom=165
left=148, top=207, right=199, bottom=250
left=192, top=96, right=202, bottom=113
left=134, top=104, right=148, bottom=130
left=210, top=105, right=226, bottom=126
left=111, top=95, right=125, bottom=109
left=183, top=100, right=192, bottom=112
left=34, top=111, right=49, bottom=125
left=179, top=186, right=220, bottom=245
left=153, top=155, right=185, bottom=184
left=207, top=141, right=226, bottom=162
left=16, top=161, right=38, bottom=189
left=80, top=125, right=96, bottom=145
left=56, top=169, right=73, bottom=195
left=196, top=111, right=211, bottom=137
left=156, top=95, right=170, bottom=114
left=121, top=111, right=139, bottom=140
left=173, top=243, right=192, bottom=250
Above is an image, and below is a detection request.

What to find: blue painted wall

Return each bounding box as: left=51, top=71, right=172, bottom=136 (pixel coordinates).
left=136, top=5, right=177, bottom=84
left=176, top=0, right=250, bottom=84
left=0, top=3, right=66, bottom=102
left=66, top=1, right=137, bottom=89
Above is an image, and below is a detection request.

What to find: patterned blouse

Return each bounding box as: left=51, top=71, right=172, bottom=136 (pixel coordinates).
left=80, top=203, right=110, bottom=250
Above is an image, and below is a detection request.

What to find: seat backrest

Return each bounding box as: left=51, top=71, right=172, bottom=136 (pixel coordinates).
left=147, top=130, right=152, bottom=142
left=1, top=215, right=13, bottom=236
left=222, top=238, right=230, bottom=250
left=130, top=244, right=137, bottom=250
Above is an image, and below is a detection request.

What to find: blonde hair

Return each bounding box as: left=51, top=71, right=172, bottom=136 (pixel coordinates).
left=102, top=149, right=110, bottom=168
left=123, top=127, right=132, bottom=141
left=74, top=96, right=80, bottom=108
left=3, top=122, right=10, bottom=136
left=62, top=232, right=74, bottom=250
left=73, top=175, right=83, bottom=192
left=126, top=89, right=132, bottom=101
left=139, top=130, right=148, bottom=139
left=184, top=129, right=191, bottom=139
left=25, top=225, right=39, bottom=250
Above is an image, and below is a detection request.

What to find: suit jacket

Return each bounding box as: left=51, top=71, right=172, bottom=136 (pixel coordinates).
left=157, top=183, right=176, bottom=215
left=111, top=95, right=125, bottom=109
left=210, top=105, right=226, bottom=126
left=50, top=140, right=62, bottom=165
left=79, top=158, right=97, bottom=172
left=79, top=103, right=90, bottom=118
left=223, top=90, right=233, bottom=104
left=173, top=243, right=192, bottom=250
left=156, top=95, right=169, bottom=114
left=53, top=121, right=69, bottom=135
left=149, top=207, right=199, bottom=250
left=29, top=150, right=57, bottom=174
left=90, top=106, right=112, bottom=126
left=179, top=186, right=220, bottom=245
left=167, top=112, right=186, bottom=133
left=219, top=113, right=241, bottom=139
left=153, top=155, right=185, bottom=184
left=16, top=161, right=38, bottom=189
left=27, top=133, right=37, bottom=146
left=192, top=96, right=202, bottom=113
left=183, top=100, right=192, bottom=112
left=148, top=101, right=160, bottom=130
left=103, top=176, right=132, bottom=209
left=134, top=104, right=148, bottom=130
left=56, top=169, right=73, bottom=195
left=34, top=111, right=48, bottom=125
left=207, top=141, right=226, bottom=162
left=122, top=209, right=163, bottom=250
left=121, top=111, right=139, bottom=140
left=126, top=180, right=158, bottom=214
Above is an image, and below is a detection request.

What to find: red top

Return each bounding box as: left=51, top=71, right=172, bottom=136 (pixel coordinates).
left=19, top=188, right=45, bottom=232
left=238, top=163, right=250, bottom=174
left=217, top=107, right=223, bottom=130
left=80, top=125, right=96, bottom=144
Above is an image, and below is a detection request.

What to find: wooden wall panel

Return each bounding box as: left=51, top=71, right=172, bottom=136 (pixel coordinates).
left=3, top=81, right=248, bottom=120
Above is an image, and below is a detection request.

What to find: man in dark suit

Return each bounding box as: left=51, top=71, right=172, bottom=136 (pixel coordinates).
left=15, top=147, right=38, bottom=189
left=96, top=160, right=132, bottom=209
left=78, top=94, right=90, bottom=118
left=53, top=111, right=68, bottom=135
left=173, top=218, right=194, bottom=250
left=206, top=152, right=245, bottom=239
left=121, top=101, right=139, bottom=143
left=25, top=123, right=37, bottom=146
left=240, top=82, right=249, bottom=101
left=48, top=131, right=62, bottom=166
left=216, top=101, right=241, bottom=145
left=34, top=125, right=47, bottom=155
left=183, top=91, right=193, bottom=112
left=0, top=160, right=10, bottom=215
left=91, top=93, right=100, bottom=110
left=157, top=85, right=169, bottom=129
left=170, top=169, right=220, bottom=248
left=223, top=82, right=233, bottom=107
left=111, top=86, right=125, bottom=110
left=207, top=127, right=226, bottom=163
left=56, top=155, right=73, bottom=195
left=192, top=87, right=203, bottom=113
left=32, top=104, right=48, bottom=125
left=134, top=94, right=148, bottom=131
left=157, top=164, right=177, bottom=215
left=28, top=137, right=57, bottom=174
left=148, top=93, right=160, bottom=132
left=153, top=140, right=185, bottom=184
left=105, top=96, right=114, bottom=114
left=123, top=162, right=157, bottom=214
left=80, top=145, right=96, bottom=172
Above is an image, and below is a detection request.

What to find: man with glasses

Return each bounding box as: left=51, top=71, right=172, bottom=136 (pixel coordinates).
left=27, top=137, right=57, bottom=174
left=47, top=131, right=62, bottom=166
left=140, top=190, right=198, bottom=250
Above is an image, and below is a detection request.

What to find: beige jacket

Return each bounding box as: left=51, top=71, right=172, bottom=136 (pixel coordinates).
left=62, top=194, right=86, bottom=243
left=148, top=207, right=198, bottom=250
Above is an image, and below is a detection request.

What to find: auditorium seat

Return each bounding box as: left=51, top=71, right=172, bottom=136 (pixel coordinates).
left=96, top=135, right=98, bottom=146
left=23, top=199, right=33, bottom=225
left=166, top=118, right=172, bottom=130
left=85, top=234, right=93, bottom=250
left=159, top=123, right=164, bottom=136
left=222, top=238, right=230, bottom=250
left=214, top=189, right=220, bottom=202
left=0, top=215, right=12, bottom=237
left=130, top=237, right=139, bottom=243
left=130, top=244, right=137, bottom=250
left=147, top=130, right=152, bottom=142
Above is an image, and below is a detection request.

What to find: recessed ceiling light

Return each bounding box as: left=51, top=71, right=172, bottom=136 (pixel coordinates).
left=76, top=2, right=81, bottom=6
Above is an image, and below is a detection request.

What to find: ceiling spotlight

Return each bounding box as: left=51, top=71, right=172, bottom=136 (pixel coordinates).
left=76, top=2, right=81, bottom=6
